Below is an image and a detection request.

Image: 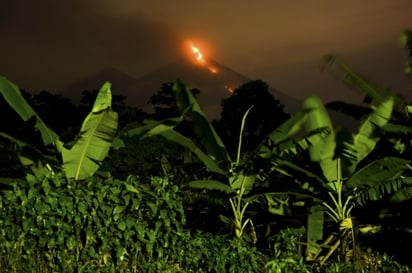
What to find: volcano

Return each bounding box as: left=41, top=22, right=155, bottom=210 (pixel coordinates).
left=61, top=57, right=301, bottom=120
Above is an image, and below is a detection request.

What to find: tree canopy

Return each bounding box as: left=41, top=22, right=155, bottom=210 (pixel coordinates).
left=217, top=80, right=290, bottom=155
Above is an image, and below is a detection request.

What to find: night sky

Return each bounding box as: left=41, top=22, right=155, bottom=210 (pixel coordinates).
left=1, top=0, right=411, bottom=104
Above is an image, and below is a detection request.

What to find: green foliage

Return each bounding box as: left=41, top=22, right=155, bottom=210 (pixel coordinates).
left=265, top=227, right=312, bottom=273
left=119, top=80, right=250, bottom=239
left=173, top=79, right=231, bottom=164
left=0, top=171, right=267, bottom=272
left=0, top=173, right=186, bottom=272
left=61, top=82, right=118, bottom=180
left=318, top=54, right=412, bottom=204
left=256, top=91, right=410, bottom=264
left=103, top=134, right=187, bottom=180
left=173, top=232, right=265, bottom=273
left=0, top=77, right=118, bottom=180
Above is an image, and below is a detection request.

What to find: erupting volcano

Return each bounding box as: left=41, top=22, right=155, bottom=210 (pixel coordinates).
left=61, top=39, right=300, bottom=119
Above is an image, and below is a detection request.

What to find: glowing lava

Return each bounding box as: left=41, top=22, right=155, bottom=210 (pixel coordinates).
left=224, top=85, right=234, bottom=93
left=191, top=45, right=206, bottom=64
left=184, top=39, right=236, bottom=94
left=187, top=41, right=218, bottom=74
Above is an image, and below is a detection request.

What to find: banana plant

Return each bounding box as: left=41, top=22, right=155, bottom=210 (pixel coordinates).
left=116, top=79, right=254, bottom=239
left=0, top=76, right=118, bottom=180
left=255, top=87, right=412, bottom=265
left=118, top=79, right=334, bottom=241
left=320, top=54, right=412, bottom=203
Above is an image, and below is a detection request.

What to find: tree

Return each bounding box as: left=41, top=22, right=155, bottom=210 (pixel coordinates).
left=217, top=80, right=290, bottom=155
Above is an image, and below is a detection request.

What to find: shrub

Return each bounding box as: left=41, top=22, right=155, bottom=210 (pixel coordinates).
left=0, top=173, right=186, bottom=272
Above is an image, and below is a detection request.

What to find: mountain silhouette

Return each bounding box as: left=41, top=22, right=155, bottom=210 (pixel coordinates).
left=61, top=57, right=301, bottom=119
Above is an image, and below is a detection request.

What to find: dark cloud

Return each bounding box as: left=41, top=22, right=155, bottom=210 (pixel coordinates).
left=0, top=0, right=182, bottom=91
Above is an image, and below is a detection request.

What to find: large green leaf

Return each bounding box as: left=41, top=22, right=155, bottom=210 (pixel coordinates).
left=62, top=82, right=118, bottom=180
left=0, top=76, right=59, bottom=147
left=258, top=97, right=331, bottom=160
left=300, top=96, right=341, bottom=184
left=318, top=133, right=340, bottom=184
left=346, top=96, right=394, bottom=165
left=302, top=96, right=334, bottom=163
left=278, top=127, right=331, bottom=157
left=173, top=79, right=231, bottom=163
left=346, top=157, right=410, bottom=189
left=355, top=177, right=411, bottom=205
left=381, top=122, right=412, bottom=134
left=258, top=126, right=331, bottom=159
left=388, top=178, right=412, bottom=202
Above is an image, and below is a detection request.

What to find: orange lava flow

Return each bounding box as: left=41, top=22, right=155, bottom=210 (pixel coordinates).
left=187, top=41, right=218, bottom=74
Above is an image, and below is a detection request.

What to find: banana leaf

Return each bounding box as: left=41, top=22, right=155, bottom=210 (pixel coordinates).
left=346, top=157, right=411, bottom=189
left=302, top=96, right=334, bottom=163
left=0, top=76, right=59, bottom=147
left=62, top=82, right=118, bottom=180
left=346, top=96, right=394, bottom=166
left=258, top=96, right=332, bottom=159
left=355, top=177, right=411, bottom=205
left=173, top=79, right=231, bottom=163
left=278, top=127, right=331, bottom=157
left=389, top=178, right=412, bottom=202
left=258, top=126, right=331, bottom=159
left=381, top=122, right=412, bottom=134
